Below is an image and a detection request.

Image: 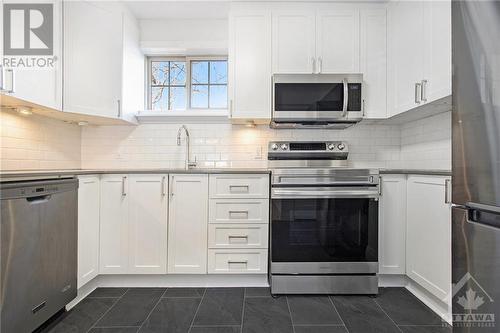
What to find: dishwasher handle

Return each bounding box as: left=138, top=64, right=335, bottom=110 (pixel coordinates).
left=26, top=195, right=52, bottom=204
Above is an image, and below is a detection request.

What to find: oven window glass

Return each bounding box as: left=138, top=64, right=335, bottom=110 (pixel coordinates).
left=274, top=83, right=361, bottom=111
left=271, top=198, right=378, bottom=262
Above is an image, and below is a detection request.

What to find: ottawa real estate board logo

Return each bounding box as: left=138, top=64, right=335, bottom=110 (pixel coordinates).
left=2, top=3, right=55, bottom=69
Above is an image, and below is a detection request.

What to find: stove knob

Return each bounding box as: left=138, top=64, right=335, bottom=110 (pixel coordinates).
left=337, top=143, right=346, bottom=151
left=271, top=143, right=279, bottom=151
left=280, top=143, right=289, bottom=150
left=327, top=143, right=336, bottom=150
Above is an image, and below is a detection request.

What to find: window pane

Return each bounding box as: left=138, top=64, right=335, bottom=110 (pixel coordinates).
left=191, top=61, right=209, bottom=84
left=170, top=62, right=186, bottom=85
left=151, top=87, right=169, bottom=110
left=210, top=61, right=227, bottom=84
left=209, top=85, right=228, bottom=108
left=191, top=85, right=209, bottom=108
left=151, top=61, right=169, bottom=85
left=170, top=87, right=186, bottom=110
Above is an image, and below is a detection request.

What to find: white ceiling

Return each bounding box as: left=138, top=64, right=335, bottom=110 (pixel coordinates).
left=123, top=1, right=230, bottom=20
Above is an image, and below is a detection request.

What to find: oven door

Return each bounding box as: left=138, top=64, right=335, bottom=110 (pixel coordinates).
left=272, top=74, right=363, bottom=122
left=271, top=190, right=378, bottom=275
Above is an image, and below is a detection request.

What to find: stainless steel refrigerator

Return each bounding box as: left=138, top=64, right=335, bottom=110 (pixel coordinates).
left=452, top=1, right=500, bottom=331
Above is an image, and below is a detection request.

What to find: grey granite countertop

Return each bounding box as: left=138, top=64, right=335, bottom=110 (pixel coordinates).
left=0, top=167, right=451, bottom=181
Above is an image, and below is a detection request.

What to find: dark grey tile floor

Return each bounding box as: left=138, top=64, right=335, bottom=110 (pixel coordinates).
left=42, top=287, right=451, bottom=333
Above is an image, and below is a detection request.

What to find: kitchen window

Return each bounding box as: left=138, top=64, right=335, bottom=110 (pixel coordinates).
left=147, top=57, right=228, bottom=111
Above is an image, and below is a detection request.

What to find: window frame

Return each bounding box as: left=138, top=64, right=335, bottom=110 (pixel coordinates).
left=146, top=56, right=228, bottom=112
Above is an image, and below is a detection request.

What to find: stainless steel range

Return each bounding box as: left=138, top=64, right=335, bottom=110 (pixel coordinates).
left=268, top=141, right=380, bottom=295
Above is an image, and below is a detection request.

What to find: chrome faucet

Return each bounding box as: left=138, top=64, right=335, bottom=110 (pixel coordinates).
left=176, top=125, right=197, bottom=169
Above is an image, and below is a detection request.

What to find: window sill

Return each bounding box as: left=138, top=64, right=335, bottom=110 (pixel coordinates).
left=136, top=109, right=229, bottom=123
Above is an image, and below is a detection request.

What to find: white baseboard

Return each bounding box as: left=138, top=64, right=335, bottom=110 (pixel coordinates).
left=379, top=274, right=407, bottom=287
left=68, top=274, right=269, bottom=310
left=405, top=278, right=452, bottom=325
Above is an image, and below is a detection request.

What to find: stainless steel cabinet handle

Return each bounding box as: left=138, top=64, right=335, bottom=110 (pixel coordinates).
left=170, top=176, right=175, bottom=197
left=161, top=176, right=166, bottom=196
left=445, top=178, right=451, bottom=204
left=229, top=185, right=249, bottom=193
left=117, top=99, right=121, bottom=118
left=228, top=260, right=248, bottom=265
left=421, top=80, right=428, bottom=102
left=228, top=235, right=248, bottom=239
left=415, top=82, right=422, bottom=104
left=6, top=69, right=15, bottom=93
left=229, top=210, right=249, bottom=219
left=378, top=176, right=382, bottom=196
left=342, top=78, right=349, bottom=117
left=311, top=57, right=316, bottom=74
left=122, top=176, right=127, bottom=196
left=229, top=99, right=233, bottom=118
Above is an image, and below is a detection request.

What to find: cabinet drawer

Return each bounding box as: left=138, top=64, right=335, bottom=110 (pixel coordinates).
left=209, top=199, right=269, bottom=224
left=208, top=224, right=268, bottom=249
left=208, top=249, right=268, bottom=274
left=209, top=174, right=269, bottom=198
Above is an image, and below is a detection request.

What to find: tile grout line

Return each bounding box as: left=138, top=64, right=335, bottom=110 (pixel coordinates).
left=373, top=298, right=404, bottom=333
left=328, top=296, right=350, bottom=333
left=137, top=288, right=169, bottom=332
left=85, top=288, right=130, bottom=333
left=240, top=288, right=246, bottom=333
left=187, top=288, right=207, bottom=333
left=285, top=296, right=296, bottom=333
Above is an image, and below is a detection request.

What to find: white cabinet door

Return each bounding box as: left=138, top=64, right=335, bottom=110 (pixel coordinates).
left=360, top=9, right=387, bottom=119
left=272, top=11, right=315, bottom=74
left=423, top=0, right=451, bottom=103
left=128, top=175, right=168, bottom=274
left=168, top=174, right=208, bottom=274
left=1, top=0, right=62, bottom=109
left=388, top=0, right=424, bottom=116
left=77, top=175, right=100, bottom=288
left=379, top=175, right=406, bottom=275
left=99, top=174, right=129, bottom=274
left=228, top=11, right=272, bottom=122
left=63, top=1, right=122, bottom=118
left=406, top=175, right=451, bottom=301
left=316, top=10, right=360, bottom=73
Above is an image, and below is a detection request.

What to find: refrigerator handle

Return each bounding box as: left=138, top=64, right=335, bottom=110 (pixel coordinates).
left=444, top=179, right=451, bottom=204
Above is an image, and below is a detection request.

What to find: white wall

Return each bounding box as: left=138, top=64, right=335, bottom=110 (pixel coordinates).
left=0, top=110, right=82, bottom=170
left=399, top=111, right=451, bottom=170
left=139, top=19, right=228, bottom=55
left=81, top=122, right=401, bottom=169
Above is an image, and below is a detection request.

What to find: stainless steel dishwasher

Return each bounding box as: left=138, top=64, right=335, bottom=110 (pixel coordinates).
left=0, top=177, right=78, bottom=333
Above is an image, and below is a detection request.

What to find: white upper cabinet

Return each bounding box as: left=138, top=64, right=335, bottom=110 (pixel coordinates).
left=228, top=9, right=272, bottom=123
left=423, top=0, right=451, bottom=103
left=360, top=9, right=387, bottom=119
left=406, top=175, right=451, bottom=302
left=272, top=11, right=315, bottom=74
left=77, top=175, right=100, bottom=288
left=128, top=175, right=168, bottom=274
left=388, top=0, right=451, bottom=117
left=168, top=174, right=209, bottom=274
left=64, top=1, right=123, bottom=118
left=316, top=10, right=360, bottom=73
left=99, top=174, right=129, bottom=274
left=1, top=0, right=62, bottom=109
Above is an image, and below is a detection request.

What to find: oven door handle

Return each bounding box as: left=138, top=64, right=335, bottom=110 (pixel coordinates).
left=271, top=187, right=379, bottom=199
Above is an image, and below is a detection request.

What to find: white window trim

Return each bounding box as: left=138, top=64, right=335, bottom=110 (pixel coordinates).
left=142, top=55, right=228, bottom=117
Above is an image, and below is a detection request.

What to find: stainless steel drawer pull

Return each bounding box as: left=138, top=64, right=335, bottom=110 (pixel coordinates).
left=228, top=235, right=249, bottom=243
left=229, top=210, right=249, bottom=219
left=229, top=185, right=249, bottom=193
left=415, top=82, right=422, bottom=104
left=228, top=235, right=248, bottom=239
left=228, top=260, right=248, bottom=265
left=122, top=176, right=127, bottom=196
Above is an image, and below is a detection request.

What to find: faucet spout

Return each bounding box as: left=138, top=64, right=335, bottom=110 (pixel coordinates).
left=176, top=125, right=196, bottom=169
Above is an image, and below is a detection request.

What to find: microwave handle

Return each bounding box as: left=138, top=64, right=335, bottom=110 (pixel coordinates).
left=342, top=78, right=348, bottom=117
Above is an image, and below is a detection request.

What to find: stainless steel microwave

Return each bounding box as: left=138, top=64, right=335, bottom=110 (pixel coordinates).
left=271, top=73, right=364, bottom=129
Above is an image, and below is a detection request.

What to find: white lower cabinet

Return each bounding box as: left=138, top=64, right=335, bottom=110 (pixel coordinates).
left=77, top=176, right=100, bottom=288
left=406, top=175, right=451, bottom=301
left=208, top=249, right=268, bottom=274
left=168, top=174, right=209, bottom=274
left=378, top=174, right=407, bottom=275
left=99, top=174, right=168, bottom=274
left=99, top=174, right=129, bottom=274
left=128, top=175, right=168, bottom=274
